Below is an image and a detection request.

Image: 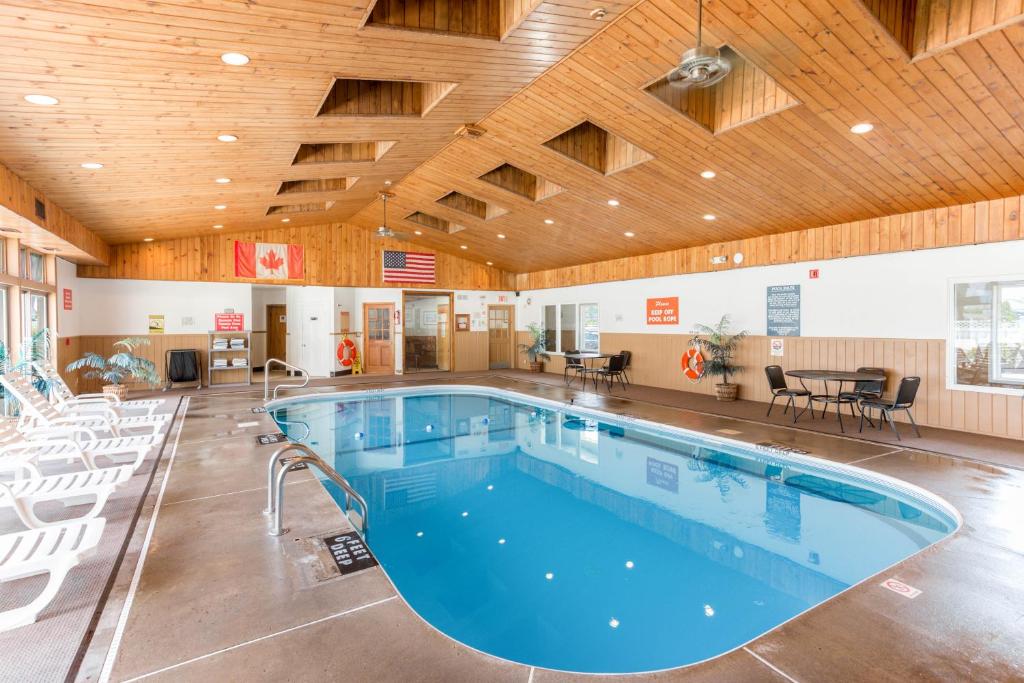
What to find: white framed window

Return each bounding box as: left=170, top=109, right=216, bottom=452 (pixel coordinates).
left=541, top=302, right=600, bottom=353
left=0, top=286, right=8, bottom=352
left=19, top=247, right=44, bottom=282
left=949, top=277, right=1024, bottom=393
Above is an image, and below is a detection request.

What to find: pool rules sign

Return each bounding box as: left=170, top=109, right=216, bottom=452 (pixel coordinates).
left=766, top=285, right=801, bottom=336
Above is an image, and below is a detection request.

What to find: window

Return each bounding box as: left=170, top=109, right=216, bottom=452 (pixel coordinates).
left=951, top=278, right=1024, bottom=390
left=19, top=247, right=44, bottom=282
left=21, top=290, right=48, bottom=339
left=541, top=302, right=600, bottom=353
left=0, top=287, right=8, bottom=353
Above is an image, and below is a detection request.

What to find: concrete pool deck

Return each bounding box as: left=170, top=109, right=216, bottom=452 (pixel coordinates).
left=87, top=375, right=1024, bottom=682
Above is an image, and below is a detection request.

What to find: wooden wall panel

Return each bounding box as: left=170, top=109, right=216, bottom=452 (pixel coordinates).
left=519, top=332, right=1024, bottom=441
left=453, top=331, right=489, bottom=371
left=78, top=222, right=515, bottom=291
left=58, top=334, right=209, bottom=394
left=916, top=0, right=1024, bottom=56
left=516, top=195, right=1024, bottom=290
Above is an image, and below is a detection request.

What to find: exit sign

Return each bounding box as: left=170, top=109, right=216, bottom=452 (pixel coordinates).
left=809, top=269, right=820, bottom=279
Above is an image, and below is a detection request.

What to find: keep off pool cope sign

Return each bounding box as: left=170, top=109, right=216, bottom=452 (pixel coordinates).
left=646, top=297, right=679, bottom=325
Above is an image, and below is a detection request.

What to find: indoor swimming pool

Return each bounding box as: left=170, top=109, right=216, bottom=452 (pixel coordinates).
left=269, top=387, right=959, bottom=674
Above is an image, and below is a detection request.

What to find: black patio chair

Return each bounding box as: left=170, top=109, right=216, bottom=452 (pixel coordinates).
left=619, top=350, right=632, bottom=385
left=858, top=376, right=922, bottom=440
left=837, top=367, right=886, bottom=417
left=765, top=365, right=812, bottom=423
left=595, top=354, right=627, bottom=392
left=563, top=350, right=585, bottom=385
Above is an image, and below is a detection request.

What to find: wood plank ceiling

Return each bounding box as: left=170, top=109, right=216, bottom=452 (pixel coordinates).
left=1, top=0, right=1023, bottom=273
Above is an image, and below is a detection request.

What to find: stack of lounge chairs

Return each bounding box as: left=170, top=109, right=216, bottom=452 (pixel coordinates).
left=0, top=362, right=170, bottom=632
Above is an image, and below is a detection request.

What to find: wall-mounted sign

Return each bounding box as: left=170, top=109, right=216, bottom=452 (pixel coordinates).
left=214, top=313, right=245, bottom=331
left=646, top=297, right=679, bottom=325
left=809, top=268, right=820, bottom=279
left=148, top=314, right=165, bottom=334
left=766, top=285, right=800, bottom=337
left=62, top=288, right=72, bottom=311
left=770, top=338, right=785, bottom=357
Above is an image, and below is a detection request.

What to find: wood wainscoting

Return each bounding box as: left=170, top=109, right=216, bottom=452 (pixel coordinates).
left=57, top=334, right=214, bottom=394
left=516, top=331, right=1024, bottom=441
left=453, top=331, right=489, bottom=372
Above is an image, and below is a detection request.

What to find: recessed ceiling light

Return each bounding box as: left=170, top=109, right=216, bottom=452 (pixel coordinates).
left=81, top=162, right=103, bottom=170
left=214, top=204, right=227, bottom=210
left=497, top=233, right=506, bottom=239
left=544, top=219, right=554, bottom=225
left=215, top=177, right=231, bottom=184
left=460, top=245, right=468, bottom=250
left=213, top=224, right=224, bottom=229
left=217, top=134, right=238, bottom=143
left=220, top=52, right=250, bottom=66
left=24, top=94, right=59, bottom=106
left=607, top=199, right=620, bottom=207
left=281, top=218, right=290, bottom=223
left=384, top=179, right=392, bottom=186
left=414, top=230, right=423, bottom=235
left=143, top=237, right=154, bottom=242
left=486, top=261, right=493, bottom=266
left=850, top=122, right=874, bottom=135
left=700, top=170, right=716, bottom=179
left=624, top=231, right=635, bottom=237
left=703, top=214, right=716, bottom=221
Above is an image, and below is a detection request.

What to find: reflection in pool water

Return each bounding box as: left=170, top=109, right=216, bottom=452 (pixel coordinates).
left=272, top=390, right=957, bottom=674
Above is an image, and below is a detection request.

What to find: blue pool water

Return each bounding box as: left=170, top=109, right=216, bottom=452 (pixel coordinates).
left=271, top=388, right=958, bottom=674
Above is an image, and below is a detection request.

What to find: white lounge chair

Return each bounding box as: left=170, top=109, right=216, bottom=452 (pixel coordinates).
left=1, top=373, right=169, bottom=437
left=32, top=361, right=162, bottom=416
left=0, top=423, right=158, bottom=474
left=0, top=466, right=132, bottom=529
left=0, top=518, right=105, bottom=631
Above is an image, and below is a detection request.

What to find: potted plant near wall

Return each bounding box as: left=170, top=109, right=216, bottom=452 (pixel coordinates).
left=65, top=337, right=160, bottom=400
left=691, top=315, right=748, bottom=401
left=518, top=323, right=551, bottom=373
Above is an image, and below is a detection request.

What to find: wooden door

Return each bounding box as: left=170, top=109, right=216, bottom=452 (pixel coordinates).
left=363, top=303, right=394, bottom=374
left=266, top=304, right=286, bottom=362
left=488, top=305, right=514, bottom=369
left=436, top=303, right=450, bottom=371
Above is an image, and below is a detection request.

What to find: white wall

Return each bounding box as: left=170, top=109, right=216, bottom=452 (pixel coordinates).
left=517, top=241, right=1024, bottom=340
left=56, top=258, right=80, bottom=337
left=252, top=285, right=287, bottom=367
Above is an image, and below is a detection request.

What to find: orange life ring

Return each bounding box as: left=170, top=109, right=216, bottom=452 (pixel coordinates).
left=337, top=337, right=358, bottom=367
left=682, top=345, right=705, bottom=383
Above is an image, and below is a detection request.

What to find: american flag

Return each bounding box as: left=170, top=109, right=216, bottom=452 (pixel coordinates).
left=382, top=250, right=436, bottom=283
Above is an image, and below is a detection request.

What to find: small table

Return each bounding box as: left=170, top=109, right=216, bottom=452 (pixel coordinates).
left=786, top=369, right=885, bottom=433
left=563, top=352, right=615, bottom=392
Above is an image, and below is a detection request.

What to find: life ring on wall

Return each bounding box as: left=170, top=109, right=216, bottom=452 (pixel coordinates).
left=682, top=345, right=705, bottom=383
left=337, top=337, right=358, bottom=367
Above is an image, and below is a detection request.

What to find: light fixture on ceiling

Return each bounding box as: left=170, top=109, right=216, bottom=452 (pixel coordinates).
left=414, top=230, right=423, bottom=235
left=486, top=261, right=493, bottom=266
left=607, top=199, right=620, bottom=207
left=703, top=213, right=716, bottom=221
left=220, top=52, right=250, bottom=66
left=281, top=218, right=290, bottom=223
left=544, top=219, right=554, bottom=225
left=667, top=0, right=731, bottom=89
left=217, top=134, right=238, bottom=142
left=733, top=252, right=744, bottom=264
left=213, top=224, right=224, bottom=229
left=143, top=238, right=154, bottom=242
left=384, top=179, right=392, bottom=186
left=215, top=177, right=231, bottom=184
left=624, top=231, right=635, bottom=237
left=589, top=7, right=608, bottom=19
left=460, top=245, right=468, bottom=250
left=497, top=233, right=506, bottom=239
left=700, top=170, right=716, bottom=179
left=24, top=94, right=59, bottom=106
left=214, top=204, right=227, bottom=210
left=850, top=122, right=874, bottom=135
left=81, top=162, right=103, bottom=170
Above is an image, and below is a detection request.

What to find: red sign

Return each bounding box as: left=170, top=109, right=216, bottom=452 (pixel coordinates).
left=809, top=268, right=820, bottom=279
left=214, top=313, right=245, bottom=331
left=646, top=297, right=679, bottom=325
left=62, top=288, right=72, bottom=311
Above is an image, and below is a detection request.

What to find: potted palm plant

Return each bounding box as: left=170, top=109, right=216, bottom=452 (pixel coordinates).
left=691, top=315, right=748, bottom=401
left=65, top=336, right=160, bottom=400
left=518, top=323, right=551, bottom=372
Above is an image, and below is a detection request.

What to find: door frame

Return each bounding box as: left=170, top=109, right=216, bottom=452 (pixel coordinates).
left=265, top=304, right=287, bottom=366
left=401, top=290, right=454, bottom=373
left=487, top=304, right=516, bottom=370
left=362, top=301, right=396, bottom=375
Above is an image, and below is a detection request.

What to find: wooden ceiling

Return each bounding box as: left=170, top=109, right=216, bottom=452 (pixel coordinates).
left=2, top=0, right=1024, bottom=273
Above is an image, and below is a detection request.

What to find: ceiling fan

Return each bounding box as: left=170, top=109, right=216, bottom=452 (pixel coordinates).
left=667, top=0, right=731, bottom=89
left=373, top=191, right=410, bottom=240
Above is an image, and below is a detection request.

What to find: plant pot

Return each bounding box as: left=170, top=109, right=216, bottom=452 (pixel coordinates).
left=714, top=383, right=738, bottom=401
left=103, top=384, right=128, bottom=401
left=528, top=361, right=544, bottom=373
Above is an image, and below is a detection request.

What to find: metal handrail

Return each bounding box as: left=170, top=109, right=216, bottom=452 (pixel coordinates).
left=263, top=443, right=369, bottom=537
left=264, top=358, right=310, bottom=401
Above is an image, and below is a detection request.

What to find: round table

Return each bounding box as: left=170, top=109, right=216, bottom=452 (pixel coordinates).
left=563, top=352, right=614, bottom=392
left=785, top=370, right=885, bottom=433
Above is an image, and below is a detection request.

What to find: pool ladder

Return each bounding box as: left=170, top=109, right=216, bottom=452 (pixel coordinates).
left=264, top=358, right=310, bottom=401
left=263, top=443, right=369, bottom=537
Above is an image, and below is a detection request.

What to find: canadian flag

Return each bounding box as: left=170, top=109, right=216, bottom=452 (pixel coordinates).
left=234, top=241, right=304, bottom=280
